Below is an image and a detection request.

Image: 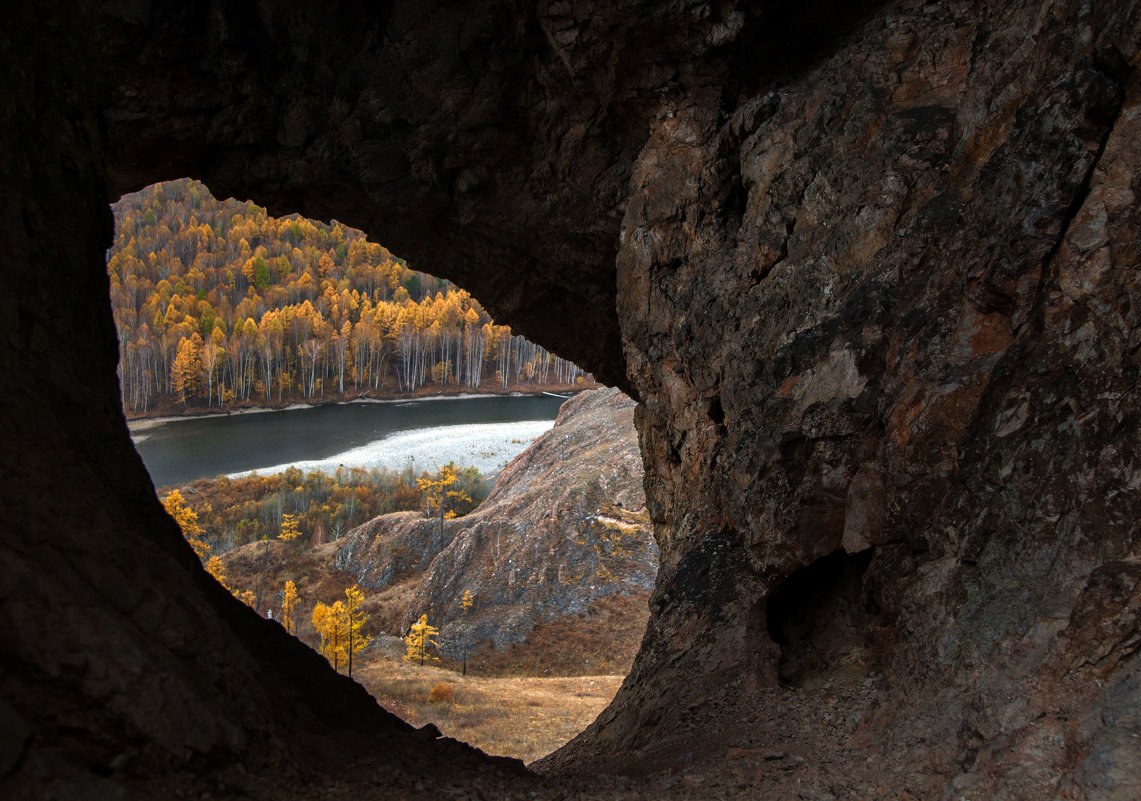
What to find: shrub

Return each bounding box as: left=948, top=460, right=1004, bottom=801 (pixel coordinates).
left=428, top=682, right=455, bottom=705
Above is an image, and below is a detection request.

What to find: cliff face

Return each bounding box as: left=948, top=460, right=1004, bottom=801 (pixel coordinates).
left=591, top=7, right=1141, bottom=796
left=3, top=0, right=1141, bottom=798
left=334, top=388, right=655, bottom=655
left=594, top=5, right=1141, bottom=795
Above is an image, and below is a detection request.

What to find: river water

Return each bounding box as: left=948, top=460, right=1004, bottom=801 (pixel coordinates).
left=130, top=395, right=566, bottom=489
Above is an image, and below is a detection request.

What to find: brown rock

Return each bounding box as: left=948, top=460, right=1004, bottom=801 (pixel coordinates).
left=3, top=0, right=1141, bottom=798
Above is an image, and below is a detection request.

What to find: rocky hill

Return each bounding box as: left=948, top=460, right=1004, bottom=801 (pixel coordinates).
left=334, top=387, right=656, bottom=656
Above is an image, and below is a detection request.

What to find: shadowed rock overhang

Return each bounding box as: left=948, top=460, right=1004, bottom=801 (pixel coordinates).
left=2, top=0, right=1140, bottom=798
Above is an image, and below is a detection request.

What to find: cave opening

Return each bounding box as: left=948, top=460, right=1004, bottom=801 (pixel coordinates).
left=108, top=178, right=653, bottom=766
left=765, top=548, right=879, bottom=687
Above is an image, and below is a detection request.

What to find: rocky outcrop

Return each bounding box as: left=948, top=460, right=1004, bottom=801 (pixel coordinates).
left=333, top=511, right=456, bottom=590
left=591, top=3, right=1141, bottom=793
left=4, top=0, right=1141, bottom=798
left=334, top=388, right=656, bottom=655
left=410, top=388, right=654, bottom=654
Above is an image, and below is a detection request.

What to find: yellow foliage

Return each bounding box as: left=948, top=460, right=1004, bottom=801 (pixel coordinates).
left=404, top=614, right=439, bottom=666
left=162, top=489, right=210, bottom=559
left=431, top=360, right=453, bottom=384
left=312, top=601, right=345, bottom=670
left=343, top=584, right=370, bottom=676
left=312, top=586, right=370, bottom=674
left=278, top=512, right=302, bottom=541
left=205, top=556, right=229, bottom=590
left=461, top=589, right=474, bottom=612
left=282, top=580, right=299, bottom=635
left=416, top=463, right=472, bottom=532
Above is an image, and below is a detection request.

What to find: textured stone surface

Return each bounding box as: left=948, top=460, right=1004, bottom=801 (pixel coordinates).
left=334, top=511, right=458, bottom=591
left=580, top=2, right=1141, bottom=795
left=3, top=0, right=1141, bottom=798
left=334, top=387, right=655, bottom=655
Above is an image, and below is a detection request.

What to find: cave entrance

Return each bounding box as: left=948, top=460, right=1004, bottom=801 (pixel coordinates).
left=765, top=548, right=879, bottom=687
left=109, top=178, right=650, bottom=766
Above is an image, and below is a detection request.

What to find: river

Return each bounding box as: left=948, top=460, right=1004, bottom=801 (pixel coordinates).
left=130, top=395, right=566, bottom=489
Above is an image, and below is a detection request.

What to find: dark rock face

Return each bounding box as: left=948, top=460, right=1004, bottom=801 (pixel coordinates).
left=595, top=4, right=1141, bottom=796
left=3, top=0, right=1141, bottom=798
left=334, top=388, right=654, bottom=655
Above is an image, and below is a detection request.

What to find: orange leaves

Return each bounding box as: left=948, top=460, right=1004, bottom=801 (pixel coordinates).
left=427, top=682, right=455, bottom=704
left=161, top=489, right=209, bottom=559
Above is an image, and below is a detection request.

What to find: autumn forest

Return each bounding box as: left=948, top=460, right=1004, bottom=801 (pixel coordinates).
left=109, top=179, right=589, bottom=416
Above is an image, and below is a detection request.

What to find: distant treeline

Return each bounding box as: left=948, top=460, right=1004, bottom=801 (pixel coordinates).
left=109, top=179, right=589, bottom=414
left=175, top=464, right=486, bottom=554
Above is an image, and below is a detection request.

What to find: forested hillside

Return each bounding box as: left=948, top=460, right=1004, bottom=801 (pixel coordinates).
left=108, top=179, right=589, bottom=415
left=166, top=463, right=486, bottom=554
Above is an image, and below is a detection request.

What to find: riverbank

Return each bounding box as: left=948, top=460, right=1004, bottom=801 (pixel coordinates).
left=126, top=384, right=589, bottom=432
left=130, top=393, right=570, bottom=488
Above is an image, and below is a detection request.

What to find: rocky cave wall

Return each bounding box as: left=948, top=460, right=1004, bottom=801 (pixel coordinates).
left=594, top=3, right=1141, bottom=795
left=2, top=0, right=1140, bottom=798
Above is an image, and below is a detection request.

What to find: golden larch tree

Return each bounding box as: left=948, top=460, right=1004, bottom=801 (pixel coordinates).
left=312, top=600, right=347, bottom=671
left=282, top=580, right=299, bottom=636
left=170, top=332, right=204, bottom=406
left=460, top=590, right=474, bottom=676
left=343, top=585, right=370, bottom=676
left=416, top=463, right=472, bottom=537
left=161, top=489, right=210, bottom=559
left=404, top=614, right=439, bottom=666
left=205, top=556, right=229, bottom=590
left=279, top=512, right=301, bottom=541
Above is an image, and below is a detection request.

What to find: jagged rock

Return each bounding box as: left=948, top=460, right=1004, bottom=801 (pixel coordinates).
left=4, top=0, right=1141, bottom=798
left=335, top=388, right=656, bottom=655
left=333, top=511, right=456, bottom=589
left=567, top=2, right=1141, bottom=795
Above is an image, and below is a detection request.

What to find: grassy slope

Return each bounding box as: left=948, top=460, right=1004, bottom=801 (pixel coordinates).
left=218, top=537, right=649, bottom=764
left=358, top=647, right=626, bottom=765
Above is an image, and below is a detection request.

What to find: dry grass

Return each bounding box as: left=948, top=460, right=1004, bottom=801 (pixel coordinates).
left=356, top=648, right=623, bottom=764
left=473, top=592, right=649, bottom=677
left=219, top=541, right=422, bottom=648
left=219, top=547, right=638, bottom=765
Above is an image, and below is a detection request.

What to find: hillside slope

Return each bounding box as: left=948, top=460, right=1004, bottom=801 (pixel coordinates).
left=334, top=387, right=656, bottom=656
